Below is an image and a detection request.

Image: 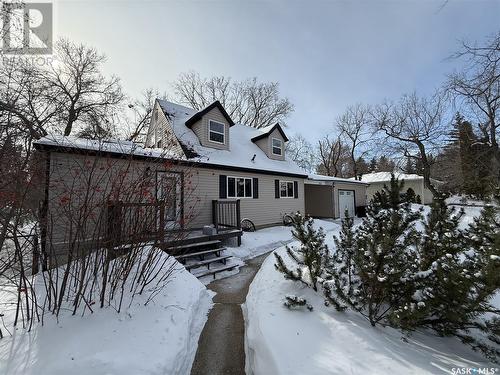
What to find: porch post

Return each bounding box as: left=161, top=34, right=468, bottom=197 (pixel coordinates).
left=236, top=199, right=241, bottom=230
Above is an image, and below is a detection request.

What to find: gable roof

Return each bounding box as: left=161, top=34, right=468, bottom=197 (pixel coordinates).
left=184, top=100, right=235, bottom=128
left=155, top=99, right=306, bottom=177
left=251, top=123, right=289, bottom=143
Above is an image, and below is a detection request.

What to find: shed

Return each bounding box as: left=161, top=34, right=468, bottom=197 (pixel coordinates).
left=305, top=174, right=369, bottom=219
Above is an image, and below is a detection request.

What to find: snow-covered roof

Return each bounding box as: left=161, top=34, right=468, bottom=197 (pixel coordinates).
left=307, top=173, right=369, bottom=185
left=352, top=172, right=425, bottom=183
left=34, top=134, right=182, bottom=159
left=157, top=99, right=306, bottom=176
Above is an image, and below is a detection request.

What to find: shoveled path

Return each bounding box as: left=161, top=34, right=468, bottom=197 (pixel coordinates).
left=190, top=252, right=272, bottom=375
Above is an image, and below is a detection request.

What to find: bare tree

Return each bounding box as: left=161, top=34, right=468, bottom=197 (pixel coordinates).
left=317, top=135, right=343, bottom=176
left=447, top=31, right=500, bottom=183
left=0, top=38, right=124, bottom=139
left=285, top=134, right=317, bottom=172
left=372, top=92, right=448, bottom=197
left=336, top=104, right=371, bottom=180
left=173, top=71, right=293, bottom=128
left=122, top=89, right=167, bottom=143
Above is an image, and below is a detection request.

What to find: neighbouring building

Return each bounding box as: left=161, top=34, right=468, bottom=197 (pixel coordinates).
left=354, top=172, right=439, bottom=204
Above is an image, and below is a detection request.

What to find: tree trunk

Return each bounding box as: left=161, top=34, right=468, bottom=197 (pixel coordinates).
left=416, top=141, right=438, bottom=197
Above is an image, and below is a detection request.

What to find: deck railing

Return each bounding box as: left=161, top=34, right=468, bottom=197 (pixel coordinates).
left=212, top=200, right=241, bottom=232
left=107, top=201, right=166, bottom=246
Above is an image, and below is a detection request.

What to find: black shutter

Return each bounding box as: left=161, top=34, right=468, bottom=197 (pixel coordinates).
left=294, top=181, right=298, bottom=199
left=219, top=175, right=227, bottom=199
left=275, top=179, right=280, bottom=199
left=253, top=178, right=259, bottom=199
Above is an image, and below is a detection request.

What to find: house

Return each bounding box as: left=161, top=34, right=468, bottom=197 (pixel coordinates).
left=144, top=99, right=308, bottom=229
left=305, top=174, right=369, bottom=219
left=34, top=100, right=309, bottom=265
left=34, top=99, right=371, bottom=267
left=355, top=172, right=438, bottom=204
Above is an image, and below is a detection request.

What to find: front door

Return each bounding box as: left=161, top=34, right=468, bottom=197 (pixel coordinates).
left=338, top=190, right=355, bottom=218
left=156, top=172, right=182, bottom=230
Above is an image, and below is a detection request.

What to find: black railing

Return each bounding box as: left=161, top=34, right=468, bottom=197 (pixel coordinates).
left=107, top=201, right=167, bottom=246
left=212, top=200, right=241, bottom=232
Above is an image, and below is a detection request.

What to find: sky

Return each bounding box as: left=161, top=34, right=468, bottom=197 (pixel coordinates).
left=54, top=0, right=500, bottom=142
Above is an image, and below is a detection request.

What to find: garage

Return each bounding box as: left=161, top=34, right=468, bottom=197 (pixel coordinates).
left=338, top=190, right=355, bottom=218
left=305, top=174, right=368, bottom=219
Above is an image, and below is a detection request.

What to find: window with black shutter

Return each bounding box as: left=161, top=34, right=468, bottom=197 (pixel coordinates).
left=219, top=175, right=227, bottom=199
left=252, top=178, right=259, bottom=199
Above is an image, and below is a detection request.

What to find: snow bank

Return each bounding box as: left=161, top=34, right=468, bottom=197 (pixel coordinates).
left=0, top=255, right=213, bottom=375
left=244, top=246, right=494, bottom=375
left=226, top=219, right=339, bottom=261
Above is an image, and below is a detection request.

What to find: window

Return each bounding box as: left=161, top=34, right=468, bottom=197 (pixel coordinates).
left=280, top=181, right=294, bottom=198
left=209, top=120, right=225, bottom=144
left=227, top=176, right=253, bottom=198
left=272, top=138, right=282, bottom=155
left=157, top=139, right=162, bottom=148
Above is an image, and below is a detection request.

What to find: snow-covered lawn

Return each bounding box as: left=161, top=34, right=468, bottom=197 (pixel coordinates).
left=0, top=254, right=213, bottom=375
left=194, top=219, right=339, bottom=284
left=244, top=206, right=498, bottom=375
left=226, top=219, right=339, bottom=261
left=0, top=220, right=336, bottom=374
left=245, top=246, right=495, bottom=375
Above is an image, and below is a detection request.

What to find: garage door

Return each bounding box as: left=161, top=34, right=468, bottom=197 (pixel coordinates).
left=338, top=190, right=355, bottom=218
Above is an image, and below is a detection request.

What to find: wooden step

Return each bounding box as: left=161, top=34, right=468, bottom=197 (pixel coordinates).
left=175, top=247, right=226, bottom=261
left=185, top=255, right=232, bottom=271
left=167, top=240, right=221, bottom=252
left=195, top=263, right=239, bottom=279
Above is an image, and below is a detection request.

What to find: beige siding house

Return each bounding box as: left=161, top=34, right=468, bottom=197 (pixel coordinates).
left=34, top=100, right=310, bottom=264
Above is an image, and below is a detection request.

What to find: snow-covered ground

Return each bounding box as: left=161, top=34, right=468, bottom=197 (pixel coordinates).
left=0, top=254, right=213, bottom=375
left=245, top=246, right=494, bottom=375
left=244, top=205, right=498, bottom=375
left=226, top=219, right=339, bottom=261
left=0, top=220, right=339, bottom=374
left=194, top=219, right=339, bottom=284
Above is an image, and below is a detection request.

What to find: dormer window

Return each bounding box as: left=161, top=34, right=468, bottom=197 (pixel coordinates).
left=272, top=138, right=283, bottom=156
left=209, top=120, right=225, bottom=144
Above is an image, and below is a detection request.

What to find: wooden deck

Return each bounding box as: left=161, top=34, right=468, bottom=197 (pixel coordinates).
left=161, top=228, right=243, bottom=254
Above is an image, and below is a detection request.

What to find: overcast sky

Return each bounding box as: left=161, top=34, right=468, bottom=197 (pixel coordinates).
left=55, top=0, right=500, bottom=141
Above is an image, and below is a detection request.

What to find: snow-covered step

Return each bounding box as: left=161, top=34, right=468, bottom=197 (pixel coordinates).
left=193, top=263, right=238, bottom=280
left=167, top=239, right=222, bottom=252
left=185, top=255, right=232, bottom=271
left=175, top=247, right=226, bottom=263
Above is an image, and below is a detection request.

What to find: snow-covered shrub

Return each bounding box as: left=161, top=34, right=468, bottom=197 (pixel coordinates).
left=274, top=212, right=327, bottom=292
left=323, top=210, right=354, bottom=312
left=333, top=175, right=421, bottom=326
left=390, top=196, right=467, bottom=331
left=284, top=295, right=313, bottom=311
left=390, top=195, right=500, bottom=362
